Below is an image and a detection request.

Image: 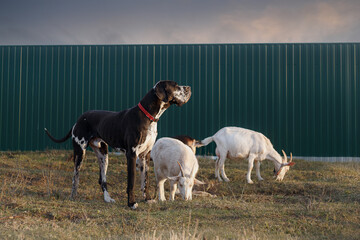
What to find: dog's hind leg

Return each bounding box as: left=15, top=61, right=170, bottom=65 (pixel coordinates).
left=70, top=141, right=86, bottom=200
left=90, top=140, right=115, bottom=203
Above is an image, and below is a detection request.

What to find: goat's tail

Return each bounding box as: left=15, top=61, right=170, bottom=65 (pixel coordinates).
left=44, top=128, right=72, bottom=143
left=194, top=140, right=205, bottom=147
left=201, top=136, right=214, bottom=146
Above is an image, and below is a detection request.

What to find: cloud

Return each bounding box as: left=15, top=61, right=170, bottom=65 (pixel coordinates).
left=0, top=0, right=359, bottom=44
left=211, top=0, right=360, bottom=43
left=118, top=0, right=360, bottom=44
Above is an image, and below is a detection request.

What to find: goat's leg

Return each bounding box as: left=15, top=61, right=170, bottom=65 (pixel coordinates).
left=169, top=180, right=177, bottom=201
left=220, top=161, right=230, bottom=182
left=247, top=154, right=256, bottom=184
left=217, top=152, right=229, bottom=182
left=215, top=157, right=220, bottom=179
left=255, top=160, right=264, bottom=181
left=214, top=148, right=220, bottom=180
left=158, top=179, right=166, bottom=201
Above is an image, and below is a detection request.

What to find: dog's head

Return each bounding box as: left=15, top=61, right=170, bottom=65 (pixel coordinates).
left=154, top=80, right=191, bottom=106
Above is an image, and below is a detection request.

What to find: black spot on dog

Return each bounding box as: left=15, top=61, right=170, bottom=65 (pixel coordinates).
left=99, top=142, right=108, bottom=155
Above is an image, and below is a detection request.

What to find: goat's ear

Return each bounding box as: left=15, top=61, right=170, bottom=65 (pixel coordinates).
left=167, top=176, right=180, bottom=182
left=194, top=178, right=205, bottom=185
left=286, top=162, right=296, bottom=167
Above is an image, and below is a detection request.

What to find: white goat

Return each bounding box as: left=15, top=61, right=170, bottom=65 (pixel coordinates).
left=150, top=137, right=204, bottom=201
left=201, top=127, right=295, bottom=183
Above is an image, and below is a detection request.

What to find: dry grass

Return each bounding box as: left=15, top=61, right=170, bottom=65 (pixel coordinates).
left=0, top=150, right=359, bottom=239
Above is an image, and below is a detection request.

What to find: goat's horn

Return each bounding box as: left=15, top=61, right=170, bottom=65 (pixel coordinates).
left=177, top=161, right=185, bottom=177
left=290, top=152, right=293, bottom=162
left=281, top=150, right=287, bottom=163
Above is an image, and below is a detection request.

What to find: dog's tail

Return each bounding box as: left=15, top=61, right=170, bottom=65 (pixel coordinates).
left=44, top=128, right=72, bottom=143
left=201, top=136, right=214, bottom=146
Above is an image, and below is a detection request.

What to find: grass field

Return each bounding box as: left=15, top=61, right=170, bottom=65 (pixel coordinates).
left=0, top=150, right=359, bottom=239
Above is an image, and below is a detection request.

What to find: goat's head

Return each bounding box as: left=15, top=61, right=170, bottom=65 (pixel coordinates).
left=274, top=150, right=295, bottom=181
left=188, top=140, right=205, bottom=155
left=172, top=135, right=205, bottom=154
left=167, top=161, right=204, bottom=200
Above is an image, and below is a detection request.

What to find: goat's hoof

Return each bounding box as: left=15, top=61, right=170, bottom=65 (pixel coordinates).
left=146, top=199, right=157, bottom=204
left=258, top=178, right=264, bottom=181
left=247, top=180, right=254, bottom=184
left=223, top=178, right=230, bottom=182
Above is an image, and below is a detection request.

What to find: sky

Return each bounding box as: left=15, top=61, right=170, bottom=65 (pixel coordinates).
left=0, top=0, right=360, bottom=45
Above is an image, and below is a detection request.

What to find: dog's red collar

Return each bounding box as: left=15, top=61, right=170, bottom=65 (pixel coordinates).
left=138, top=103, right=159, bottom=122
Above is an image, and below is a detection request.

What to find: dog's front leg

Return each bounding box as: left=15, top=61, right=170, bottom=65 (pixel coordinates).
left=139, top=157, right=147, bottom=198
left=139, top=152, right=152, bottom=201
left=126, top=151, right=138, bottom=210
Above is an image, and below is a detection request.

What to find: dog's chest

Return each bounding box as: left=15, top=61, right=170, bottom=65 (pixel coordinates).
left=132, top=122, right=158, bottom=157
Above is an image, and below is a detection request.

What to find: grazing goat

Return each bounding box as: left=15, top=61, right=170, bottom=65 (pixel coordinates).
left=136, top=135, right=201, bottom=167
left=136, top=135, right=201, bottom=175
left=150, top=137, right=204, bottom=201
left=201, top=127, right=295, bottom=183
left=136, top=135, right=202, bottom=196
left=172, top=135, right=204, bottom=154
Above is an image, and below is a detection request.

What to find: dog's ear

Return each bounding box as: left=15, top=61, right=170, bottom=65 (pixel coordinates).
left=154, top=82, right=168, bottom=102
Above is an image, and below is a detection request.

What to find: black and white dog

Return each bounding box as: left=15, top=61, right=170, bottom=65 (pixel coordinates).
left=45, top=80, right=191, bottom=209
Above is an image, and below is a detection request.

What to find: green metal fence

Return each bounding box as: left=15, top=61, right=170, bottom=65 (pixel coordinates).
left=0, top=43, right=359, bottom=157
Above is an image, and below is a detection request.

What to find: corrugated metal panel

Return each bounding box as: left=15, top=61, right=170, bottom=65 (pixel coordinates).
left=0, top=43, right=359, bottom=158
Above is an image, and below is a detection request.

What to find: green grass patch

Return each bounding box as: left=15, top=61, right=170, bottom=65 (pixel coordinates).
left=0, top=150, right=359, bottom=239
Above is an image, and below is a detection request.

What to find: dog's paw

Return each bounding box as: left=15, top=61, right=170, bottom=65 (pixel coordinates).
left=105, top=198, right=116, bottom=203
left=130, top=203, right=138, bottom=210
left=69, top=193, right=77, bottom=201
left=104, top=191, right=115, bottom=203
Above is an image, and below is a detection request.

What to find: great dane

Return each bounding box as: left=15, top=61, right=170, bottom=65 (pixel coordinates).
left=45, top=80, right=191, bottom=209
